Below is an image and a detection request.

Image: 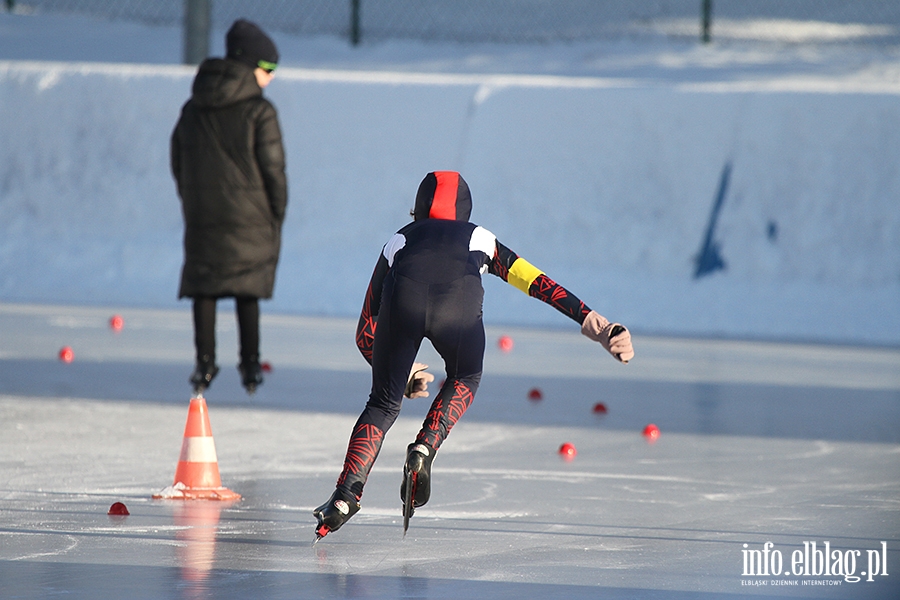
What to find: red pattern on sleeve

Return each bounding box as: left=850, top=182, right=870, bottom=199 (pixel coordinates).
left=355, top=255, right=390, bottom=363
left=488, top=241, right=518, bottom=282
left=528, top=274, right=591, bottom=324
left=355, top=282, right=378, bottom=362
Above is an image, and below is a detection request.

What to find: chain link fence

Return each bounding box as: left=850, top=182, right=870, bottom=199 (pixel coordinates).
left=6, top=0, right=900, bottom=45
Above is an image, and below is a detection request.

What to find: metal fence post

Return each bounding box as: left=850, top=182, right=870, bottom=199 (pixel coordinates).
left=701, top=0, right=712, bottom=43
left=350, top=0, right=361, bottom=46
left=184, top=0, right=210, bottom=65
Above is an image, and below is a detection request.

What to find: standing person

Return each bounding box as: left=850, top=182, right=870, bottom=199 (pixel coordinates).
left=171, top=19, right=288, bottom=395
left=313, top=171, right=634, bottom=540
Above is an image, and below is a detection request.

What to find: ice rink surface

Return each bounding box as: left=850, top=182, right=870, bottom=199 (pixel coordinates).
left=0, top=303, right=898, bottom=599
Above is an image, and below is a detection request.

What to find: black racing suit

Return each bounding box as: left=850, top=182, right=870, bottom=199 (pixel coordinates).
left=336, top=218, right=592, bottom=500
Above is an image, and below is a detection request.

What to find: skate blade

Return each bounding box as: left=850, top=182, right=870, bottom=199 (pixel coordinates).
left=314, top=522, right=330, bottom=544
left=402, top=469, right=415, bottom=536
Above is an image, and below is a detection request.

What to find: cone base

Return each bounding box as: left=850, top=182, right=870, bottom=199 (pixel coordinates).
left=153, top=482, right=241, bottom=501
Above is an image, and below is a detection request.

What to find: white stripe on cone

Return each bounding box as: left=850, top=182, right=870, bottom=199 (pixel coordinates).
left=179, top=436, right=218, bottom=463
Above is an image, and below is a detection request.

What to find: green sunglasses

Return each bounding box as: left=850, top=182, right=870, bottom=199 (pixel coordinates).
left=258, top=60, right=277, bottom=73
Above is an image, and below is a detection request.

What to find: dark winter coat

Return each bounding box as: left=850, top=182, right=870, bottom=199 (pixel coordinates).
left=172, top=58, right=287, bottom=299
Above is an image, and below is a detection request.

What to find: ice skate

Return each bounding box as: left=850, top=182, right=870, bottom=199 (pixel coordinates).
left=401, top=443, right=435, bottom=533
left=313, top=488, right=360, bottom=541
left=189, top=355, right=219, bottom=393
left=238, top=358, right=263, bottom=394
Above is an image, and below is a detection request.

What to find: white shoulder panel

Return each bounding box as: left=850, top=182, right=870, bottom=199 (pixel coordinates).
left=382, top=233, right=407, bottom=267
left=469, top=225, right=496, bottom=256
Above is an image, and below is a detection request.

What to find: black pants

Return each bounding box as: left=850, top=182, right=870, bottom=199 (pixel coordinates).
left=192, top=296, right=260, bottom=364
left=337, top=272, right=484, bottom=499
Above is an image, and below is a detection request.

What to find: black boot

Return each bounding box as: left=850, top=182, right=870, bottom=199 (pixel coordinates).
left=189, top=354, right=219, bottom=393
left=313, top=488, right=360, bottom=540
left=401, top=442, right=436, bottom=511
left=238, top=356, right=263, bottom=394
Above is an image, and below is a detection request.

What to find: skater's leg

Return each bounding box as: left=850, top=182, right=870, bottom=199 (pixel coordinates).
left=337, top=274, right=425, bottom=497
left=235, top=296, right=262, bottom=392
left=336, top=421, right=386, bottom=500
left=315, top=275, right=424, bottom=538
left=313, top=420, right=385, bottom=539
left=402, top=330, right=482, bottom=510
left=403, top=275, right=485, bottom=511
left=416, top=276, right=485, bottom=450
left=190, top=296, right=219, bottom=391
left=360, top=275, right=426, bottom=430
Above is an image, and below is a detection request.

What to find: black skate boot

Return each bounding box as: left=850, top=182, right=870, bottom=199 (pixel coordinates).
left=313, top=488, right=360, bottom=541
left=189, top=355, right=219, bottom=393
left=400, top=443, right=435, bottom=533
left=238, top=357, right=263, bottom=395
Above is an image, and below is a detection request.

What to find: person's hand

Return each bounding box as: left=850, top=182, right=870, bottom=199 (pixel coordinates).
left=580, top=311, right=634, bottom=363
left=404, top=362, right=435, bottom=398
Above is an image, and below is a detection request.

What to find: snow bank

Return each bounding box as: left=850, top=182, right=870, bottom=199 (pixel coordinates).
left=0, top=61, right=897, bottom=345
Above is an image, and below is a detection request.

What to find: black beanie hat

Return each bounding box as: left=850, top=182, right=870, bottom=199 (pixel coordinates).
left=414, top=171, right=472, bottom=221
left=226, top=19, right=279, bottom=71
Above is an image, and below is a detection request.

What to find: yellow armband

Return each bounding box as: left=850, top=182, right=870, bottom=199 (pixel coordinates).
left=507, top=258, right=543, bottom=294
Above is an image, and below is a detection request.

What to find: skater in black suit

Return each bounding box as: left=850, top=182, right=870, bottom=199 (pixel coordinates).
left=314, top=171, right=633, bottom=539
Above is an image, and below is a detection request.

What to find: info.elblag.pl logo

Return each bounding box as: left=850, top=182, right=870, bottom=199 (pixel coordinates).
left=741, top=541, right=889, bottom=586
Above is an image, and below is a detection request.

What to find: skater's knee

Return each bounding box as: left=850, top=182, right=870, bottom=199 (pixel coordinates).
left=358, top=403, right=400, bottom=433
left=442, top=372, right=481, bottom=395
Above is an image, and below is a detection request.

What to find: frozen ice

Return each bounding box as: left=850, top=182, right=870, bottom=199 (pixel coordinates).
left=1, top=303, right=898, bottom=598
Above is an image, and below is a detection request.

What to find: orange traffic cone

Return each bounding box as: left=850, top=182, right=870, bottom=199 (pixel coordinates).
left=153, top=395, right=241, bottom=501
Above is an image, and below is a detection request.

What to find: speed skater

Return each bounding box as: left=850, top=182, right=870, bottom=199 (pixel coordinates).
left=313, top=171, right=634, bottom=540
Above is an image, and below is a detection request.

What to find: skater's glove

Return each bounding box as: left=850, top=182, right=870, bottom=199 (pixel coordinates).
left=404, top=362, right=435, bottom=399
left=581, top=310, right=634, bottom=363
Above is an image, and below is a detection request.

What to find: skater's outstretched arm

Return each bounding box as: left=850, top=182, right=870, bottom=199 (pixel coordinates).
left=488, top=239, right=634, bottom=363
left=489, top=240, right=590, bottom=323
